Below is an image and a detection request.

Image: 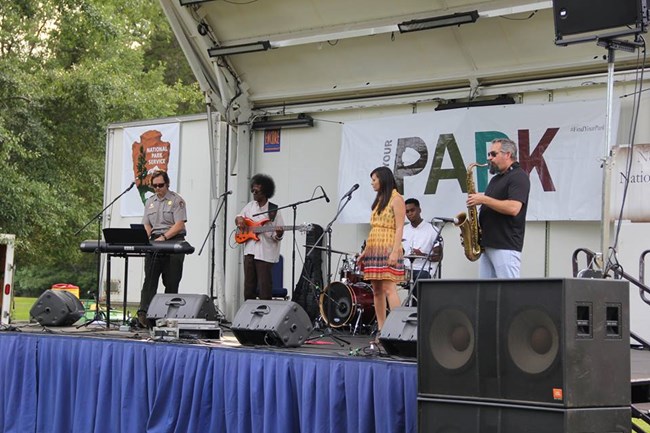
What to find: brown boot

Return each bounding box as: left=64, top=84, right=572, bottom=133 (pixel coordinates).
left=137, top=310, right=149, bottom=329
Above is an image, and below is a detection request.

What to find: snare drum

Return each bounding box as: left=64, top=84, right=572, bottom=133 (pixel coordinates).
left=341, top=270, right=365, bottom=284
left=319, top=281, right=375, bottom=328
left=339, top=256, right=365, bottom=284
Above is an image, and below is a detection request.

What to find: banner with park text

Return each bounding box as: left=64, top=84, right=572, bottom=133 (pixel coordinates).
left=338, top=100, right=617, bottom=223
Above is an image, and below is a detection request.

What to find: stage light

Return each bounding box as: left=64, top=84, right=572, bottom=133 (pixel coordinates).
left=434, top=96, right=515, bottom=111
left=398, top=11, right=479, bottom=33
left=179, top=0, right=215, bottom=6
left=251, top=114, right=314, bottom=130
left=208, top=41, right=271, bottom=57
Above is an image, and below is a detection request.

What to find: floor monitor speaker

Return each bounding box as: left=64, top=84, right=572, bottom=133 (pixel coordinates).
left=232, top=300, right=313, bottom=347
left=30, top=289, right=85, bottom=326
left=418, top=398, right=631, bottom=433
left=147, top=294, right=217, bottom=321
left=418, top=278, right=630, bottom=407
left=379, top=307, right=417, bottom=357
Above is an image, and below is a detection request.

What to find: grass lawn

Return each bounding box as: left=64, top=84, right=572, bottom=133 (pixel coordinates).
left=12, top=297, right=37, bottom=321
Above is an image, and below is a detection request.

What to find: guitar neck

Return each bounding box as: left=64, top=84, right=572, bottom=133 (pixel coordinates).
left=252, top=225, right=297, bottom=234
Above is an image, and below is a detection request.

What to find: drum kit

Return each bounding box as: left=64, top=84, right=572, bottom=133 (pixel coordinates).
left=304, top=242, right=443, bottom=335
left=304, top=244, right=376, bottom=335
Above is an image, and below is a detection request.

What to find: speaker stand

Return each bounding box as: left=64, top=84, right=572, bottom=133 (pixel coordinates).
left=77, top=215, right=106, bottom=328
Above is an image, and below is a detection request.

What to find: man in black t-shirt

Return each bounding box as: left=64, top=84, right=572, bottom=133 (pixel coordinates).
left=467, top=138, right=530, bottom=278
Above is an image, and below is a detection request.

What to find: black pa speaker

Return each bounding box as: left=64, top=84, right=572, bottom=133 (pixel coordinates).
left=553, top=0, right=647, bottom=41
left=418, top=278, right=630, bottom=408
left=147, top=294, right=218, bottom=321
left=418, top=398, right=631, bottom=433
left=379, top=307, right=417, bottom=357
left=30, top=289, right=85, bottom=326
left=231, top=300, right=313, bottom=347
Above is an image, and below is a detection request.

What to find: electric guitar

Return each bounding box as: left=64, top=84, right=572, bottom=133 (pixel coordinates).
left=235, top=217, right=313, bottom=244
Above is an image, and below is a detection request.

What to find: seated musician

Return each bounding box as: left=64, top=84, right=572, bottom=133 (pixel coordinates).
left=235, top=174, right=284, bottom=300
left=402, top=198, right=440, bottom=281
left=136, top=170, right=188, bottom=328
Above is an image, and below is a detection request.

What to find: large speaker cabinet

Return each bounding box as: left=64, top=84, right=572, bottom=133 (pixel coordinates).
left=418, top=278, right=630, bottom=408
left=232, top=300, right=313, bottom=348
left=553, top=0, right=647, bottom=40
left=418, top=398, right=631, bottom=433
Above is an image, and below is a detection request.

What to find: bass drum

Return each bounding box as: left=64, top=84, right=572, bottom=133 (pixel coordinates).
left=319, top=281, right=375, bottom=328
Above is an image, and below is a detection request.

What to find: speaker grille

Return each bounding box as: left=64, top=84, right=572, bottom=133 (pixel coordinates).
left=507, top=309, right=559, bottom=374
left=430, top=309, right=474, bottom=370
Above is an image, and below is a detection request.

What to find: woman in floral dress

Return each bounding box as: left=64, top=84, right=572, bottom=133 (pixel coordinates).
left=358, top=166, right=405, bottom=339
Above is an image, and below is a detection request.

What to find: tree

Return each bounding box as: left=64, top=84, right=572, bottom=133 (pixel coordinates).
left=0, top=0, right=204, bottom=296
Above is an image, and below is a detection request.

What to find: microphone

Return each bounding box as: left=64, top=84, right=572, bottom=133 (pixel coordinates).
left=219, top=190, right=233, bottom=198
left=434, top=216, right=460, bottom=224
left=319, top=186, right=330, bottom=203
left=127, top=180, right=136, bottom=191
left=343, top=183, right=360, bottom=198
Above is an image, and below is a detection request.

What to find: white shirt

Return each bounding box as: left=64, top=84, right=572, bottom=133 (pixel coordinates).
left=402, top=220, right=438, bottom=272
left=237, top=200, right=285, bottom=263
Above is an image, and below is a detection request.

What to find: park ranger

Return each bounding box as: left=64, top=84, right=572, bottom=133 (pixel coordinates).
left=136, top=170, right=188, bottom=328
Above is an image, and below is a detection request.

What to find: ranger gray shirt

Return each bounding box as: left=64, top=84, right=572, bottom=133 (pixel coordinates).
left=142, top=191, right=187, bottom=236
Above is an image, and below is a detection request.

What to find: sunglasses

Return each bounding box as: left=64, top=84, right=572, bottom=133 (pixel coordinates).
left=152, top=183, right=166, bottom=188
left=488, top=150, right=506, bottom=158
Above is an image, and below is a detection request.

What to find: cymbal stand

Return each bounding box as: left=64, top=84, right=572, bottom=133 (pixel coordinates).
left=403, top=223, right=446, bottom=306
left=306, top=194, right=354, bottom=346
left=403, top=259, right=417, bottom=307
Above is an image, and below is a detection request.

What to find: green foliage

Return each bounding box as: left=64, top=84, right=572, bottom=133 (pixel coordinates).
left=0, top=0, right=203, bottom=290
left=14, top=260, right=96, bottom=298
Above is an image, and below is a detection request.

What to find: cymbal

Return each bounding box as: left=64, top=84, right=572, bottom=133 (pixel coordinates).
left=404, top=254, right=429, bottom=260
left=304, top=244, right=355, bottom=256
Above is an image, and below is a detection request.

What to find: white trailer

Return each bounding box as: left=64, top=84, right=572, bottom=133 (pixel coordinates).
left=0, top=234, right=16, bottom=325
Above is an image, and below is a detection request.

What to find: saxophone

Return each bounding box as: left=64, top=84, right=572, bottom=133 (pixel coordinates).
left=455, top=163, right=488, bottom=262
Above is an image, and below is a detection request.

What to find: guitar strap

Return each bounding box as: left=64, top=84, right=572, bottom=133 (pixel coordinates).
left=268, top=202, right=278, bottom=222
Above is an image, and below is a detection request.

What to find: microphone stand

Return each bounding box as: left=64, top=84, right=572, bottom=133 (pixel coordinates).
left=74, top=182, right=135, bottom=329
left=198, top=191, right=229, bottom=319
left=430, top=219, right=449, bottom=278
left=306, top=193, right=355, bottom=346
left=253, top=192, right=327, bottom=298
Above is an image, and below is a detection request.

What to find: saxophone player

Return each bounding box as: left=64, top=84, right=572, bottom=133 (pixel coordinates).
left=466, top=138, right=530, bottom=278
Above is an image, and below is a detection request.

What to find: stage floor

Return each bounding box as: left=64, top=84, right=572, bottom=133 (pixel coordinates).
left=8, top=320, right=650, bottom=379
left=6, top=320, right=417, bottom=362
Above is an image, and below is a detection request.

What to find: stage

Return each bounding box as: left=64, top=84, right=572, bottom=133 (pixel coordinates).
left=0, top=324, right=417, bottom=433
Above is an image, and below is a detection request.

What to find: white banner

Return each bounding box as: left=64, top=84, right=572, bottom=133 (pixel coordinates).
left=339, top=100, right=617, bottom=223
left=613, top=144, right=650, bottom=222
left=120, top=123, right=180, bottom=217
